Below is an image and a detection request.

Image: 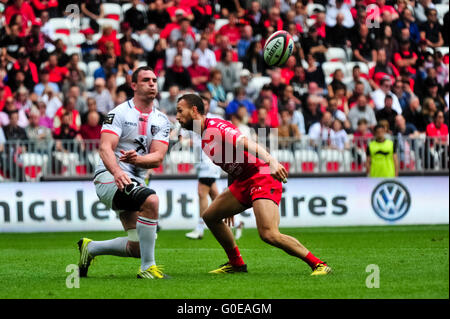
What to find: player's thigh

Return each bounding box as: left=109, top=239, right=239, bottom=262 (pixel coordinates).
left=209, top=182, right=220, bottom=199
left=198, top=182, right=210, bottom=198
left=203, top=188, right=247, bottom=222
left=252, top=199, right=280, bottom=234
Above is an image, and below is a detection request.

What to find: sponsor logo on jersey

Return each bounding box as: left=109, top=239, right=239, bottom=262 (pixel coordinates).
left=371, top=180, right=411, bottom=222
left=104, top=113, right=115, bottom=124
left=151, top=125, right=160, bottom=136
left=124, top=121, right=137, bottom=127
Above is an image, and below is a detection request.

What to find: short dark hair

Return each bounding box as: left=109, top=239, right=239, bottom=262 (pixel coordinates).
left=132, top=66, right=154, bottom=83
left=374, top=124, right=385, bottom=131
left=178, top=93, right=205, bottom=114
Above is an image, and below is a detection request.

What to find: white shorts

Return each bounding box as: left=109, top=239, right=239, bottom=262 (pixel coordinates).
left=94, top=170, right=123, bottom=216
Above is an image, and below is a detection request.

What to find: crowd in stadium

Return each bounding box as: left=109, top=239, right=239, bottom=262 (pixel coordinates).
left=0, top=0, right=449, bottom=178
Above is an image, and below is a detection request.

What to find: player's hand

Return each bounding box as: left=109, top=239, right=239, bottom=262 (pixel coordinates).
left=113, top=170, right=132, bottom=191
left=224, top=216, right=234, bottom=227
left=119, top=149, right=138, bottom=165
left=269, top=158, right=288, bottom=183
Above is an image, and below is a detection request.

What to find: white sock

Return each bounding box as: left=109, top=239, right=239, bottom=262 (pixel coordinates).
left=87, top=237, right=129, bottom=257
left=137, top=216, right=158, bottom=270
left=195, top=218, right=205, bottom=235
left=234, top=214, right=242, bottom=228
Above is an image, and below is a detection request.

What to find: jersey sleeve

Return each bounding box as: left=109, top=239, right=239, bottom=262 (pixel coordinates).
left=152, top=114, right=171, bottom=145
left=101, top=109, right=122, bottom=137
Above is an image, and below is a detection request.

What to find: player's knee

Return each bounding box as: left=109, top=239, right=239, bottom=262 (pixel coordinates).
left=259, top=229, right=280, bottom=246
left=126, top=241, right=140, bottom=258
left=140, top=194, right=159, bottom=219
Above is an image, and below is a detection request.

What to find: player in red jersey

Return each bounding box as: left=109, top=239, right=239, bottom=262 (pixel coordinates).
left=176, top=94, right=331, bottom=275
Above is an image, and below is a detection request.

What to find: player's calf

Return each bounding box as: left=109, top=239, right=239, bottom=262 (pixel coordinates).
left=139, top=194, right=159, bottom=219
left=258, top=228, right=283, bottom=247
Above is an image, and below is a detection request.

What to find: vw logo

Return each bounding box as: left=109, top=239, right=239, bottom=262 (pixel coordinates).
left=371, top=180, right=411, bottom=222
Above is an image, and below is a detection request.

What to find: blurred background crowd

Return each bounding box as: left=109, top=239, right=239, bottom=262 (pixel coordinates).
left=0, top=0, right=448, bottom=180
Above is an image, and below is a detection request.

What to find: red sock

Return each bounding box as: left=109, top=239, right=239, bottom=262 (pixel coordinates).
left=226, top=246, right=245, bottom=267
left=303, top=252, right=325, bottom=269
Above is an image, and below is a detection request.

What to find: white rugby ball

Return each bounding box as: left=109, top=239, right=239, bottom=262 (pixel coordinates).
left=263, top=30, right=294, bottom=67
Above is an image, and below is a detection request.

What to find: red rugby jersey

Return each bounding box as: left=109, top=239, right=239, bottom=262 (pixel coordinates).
left=201, top=118, right=267, bottom=180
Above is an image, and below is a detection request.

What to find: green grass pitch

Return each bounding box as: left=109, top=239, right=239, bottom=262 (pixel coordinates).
left=0, top=225, right=448, bottom=299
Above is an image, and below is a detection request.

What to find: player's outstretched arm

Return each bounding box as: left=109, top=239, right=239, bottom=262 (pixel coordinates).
left=237, top=136, right=288, bottom=183
left=120, top=140, right=169, bottom=169
left=99, top=132, right=132, bottom=190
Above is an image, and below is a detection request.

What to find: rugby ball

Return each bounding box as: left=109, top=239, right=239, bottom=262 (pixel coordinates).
left=263, top=30, right=294, bottom=67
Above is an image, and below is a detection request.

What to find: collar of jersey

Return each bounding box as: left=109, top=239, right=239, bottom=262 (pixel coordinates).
left=128, top=98, right=154, bottom=115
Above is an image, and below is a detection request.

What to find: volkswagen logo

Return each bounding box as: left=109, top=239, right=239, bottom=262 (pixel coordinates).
left=371, top=180, right=411, bottom=222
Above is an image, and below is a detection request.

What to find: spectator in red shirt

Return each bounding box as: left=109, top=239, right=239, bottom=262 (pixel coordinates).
left=30, top=0, right=58, bottom=17
left=425, top=110, right=448, bottom=169
left=43, top=53, right=69, bottom=85
left=368, top=49, right=399, bottom=89
left=4, top=0, right=36, bottom=37
left=214, top=35, right=239, bottom=62
left=160, top=9, right=188, bottom=40
left=393, top=40, right=418, bottom=77
left=80, top=111, right=102, bottom=149
left=53, top=95, right=81, bottom=135
left=97, top=25, right=121, bottom=58
left=280, top=56, right=296, bottom=85
left=187, top=52, right=209, bottom=92
left=264, top=7, right=283, bottom=31
left=219, top=12, right=241, bottom=47
left=0, top=76, right=12, bottom=110
left=426, top=110, right=448, bottom=143
left=166, top=0, right=194, bottom=21
left=8, top=51, right=39, bottom=92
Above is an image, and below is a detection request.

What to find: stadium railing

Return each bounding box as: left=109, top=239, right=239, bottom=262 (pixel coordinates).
left=0, top=136, right=448, bottom=182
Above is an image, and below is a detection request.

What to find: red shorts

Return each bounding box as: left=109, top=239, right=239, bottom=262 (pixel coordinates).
left=228, top=173, right=282, bottom=208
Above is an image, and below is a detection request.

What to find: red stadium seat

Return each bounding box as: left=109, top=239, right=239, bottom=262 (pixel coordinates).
left=301, top=162, right=316, bottom=172
left=24, top=166, right=42, bottom=180
left=177, top=163, right=193, bottom=173
left=76, top=165, right=87, bottom=175
left=326, top=162, right=340, bottom=172
left=153, top=165, right=164, bottom=174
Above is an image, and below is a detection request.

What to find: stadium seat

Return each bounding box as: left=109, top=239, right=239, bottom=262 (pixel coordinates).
left=103, top=3, right=122, bottom=21
left=21, top=153, right=49, bottom=181
left=137, top=61, right=148, bottom=68
left=52, top=33, right=70, bottom=46
left=116, top=76, right=126, bottom=87
left=92, top=33, right=102, bottom=43
left=435, top=4, right=449, bottom=24
left=87, top=61, right=101, bottom=77
left=159, top=91, right=170, bottom=100
left=85, top=76, right=94, bottom=90
left=77, top=61, right=87, bottom=75
left=345, top=61, right=369, bottom=77
left=121, top=2, right=146, bottom=14
left=69, top=33, right=85, bottom=48
left=65, top=46, right=81, bottom=56
left=248, top=76, right=271, bottom=93
left=48, top=18, right=72, bottom=35
left=169, top=151, right=195, bottom=174
left=53, top=152, right=80, bottom=176
left=322, top=61, right=346, bottom=82
left=272, top=149, right=295, bottom=173
left=97, top=18, right=120, bottom=32
left=320, top=149, right=352, bottom=172
left=87, top=151, right=101, bottom=168
left=325, top=47, right=347, bottom=63
left=435, top=46, right=449, bottom=57
left=214, top=19, right=229, bottom=31
left=294, top=149, right=319, bottom=173
left=306, top=3, right=325, bottom=17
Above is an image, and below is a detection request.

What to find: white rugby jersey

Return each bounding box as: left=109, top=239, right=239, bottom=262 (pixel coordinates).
left=95, top=98, right=171, bottom=184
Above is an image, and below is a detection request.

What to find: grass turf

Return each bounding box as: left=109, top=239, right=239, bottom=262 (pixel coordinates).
left=0, top=225, right=448, bottom=299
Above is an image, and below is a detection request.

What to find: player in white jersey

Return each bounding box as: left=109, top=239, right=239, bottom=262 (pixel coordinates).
left=77, top=67, right=171, bottom=279
left=185, top=94, right=244, bottom=240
